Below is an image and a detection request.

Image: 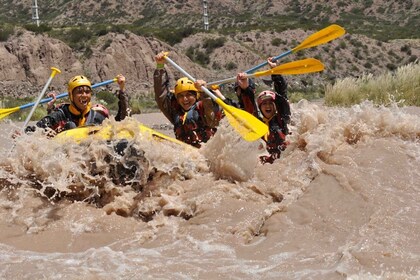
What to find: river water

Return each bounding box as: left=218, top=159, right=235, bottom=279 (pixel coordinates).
left=0, top=100, right=419, bottom=279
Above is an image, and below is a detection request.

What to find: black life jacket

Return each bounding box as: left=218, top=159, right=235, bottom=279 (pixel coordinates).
left=262, top=114, right=287, bottom=156
left=37, top=103, right=108, bottom=133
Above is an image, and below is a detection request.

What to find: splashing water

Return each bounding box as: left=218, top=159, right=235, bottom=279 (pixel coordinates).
left=0, top=102, right=419, bottom=279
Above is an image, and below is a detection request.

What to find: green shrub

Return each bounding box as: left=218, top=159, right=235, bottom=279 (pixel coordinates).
left=95, top=91, right=118, bottom=111
left=20, top=107, right=47, bottom=122
left=101, top=39, right=112, bottom=51
left=83, top=47, right=93, bottom=59
left=155, top=27, right=195, bottom=45
left=271, top=38, right=283, bottom=47
left=129, top=99, right=142, bottom=114
left=212, top=61, right=221, bottom=70
left=386, top=63, right=397, bottom=71
left=67, top=27, right=93, bottom=45
left=203, top=37, right=226, bottom=53
left=23, top=23, right=52, bottom=33
left=186, top=46, right=195, bottom=60
left=400, top=44, right=411, bottom=53
left=364, top=62, right=372, bottom=69
left=133, top=95, right=159, bottom=113
left=408, top=55, right=417, bottom=63
left=195, top=50, right=210, bottom=65
left=0, top=24, right=14, bottom=41
left=225, top=61, right=237, bottom=70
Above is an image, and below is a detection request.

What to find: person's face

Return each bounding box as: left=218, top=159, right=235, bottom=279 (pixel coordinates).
left=260, top=100, right=275, bottom=119
left=176, top=91, right=197, bottom=111
left=72, top=86, right=92, bottom=111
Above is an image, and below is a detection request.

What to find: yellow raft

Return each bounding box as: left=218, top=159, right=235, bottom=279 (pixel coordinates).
left=55, top=122, right=187, bottom=147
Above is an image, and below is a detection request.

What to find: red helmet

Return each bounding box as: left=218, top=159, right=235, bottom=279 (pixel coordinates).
left=257, top=91, right=276, bottom=107
left=92, top=104, right=109, bottom=118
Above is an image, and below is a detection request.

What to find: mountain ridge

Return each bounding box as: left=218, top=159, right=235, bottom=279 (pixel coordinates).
left=0, top=0, right=419, bottom=99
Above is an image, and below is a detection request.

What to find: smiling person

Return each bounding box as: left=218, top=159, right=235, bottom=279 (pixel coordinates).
left=154, top=52, right=223, bottom=148
left=25, top=74, right=129, bottom=135
left=257, top=57, right=291, bottom=164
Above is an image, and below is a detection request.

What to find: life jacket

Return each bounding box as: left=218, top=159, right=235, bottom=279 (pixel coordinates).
left=172, top=103, right=217, bottom=148
left=262, top=113, right=287, bottom=157
left=235, top=79, right=258, bottom=116
left=47, top=103, right=109, bottom=133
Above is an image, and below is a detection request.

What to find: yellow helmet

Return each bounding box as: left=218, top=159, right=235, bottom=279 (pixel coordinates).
left=174, top=77, right=199, bottom=99
left=68, top=75, right=92, bottom=95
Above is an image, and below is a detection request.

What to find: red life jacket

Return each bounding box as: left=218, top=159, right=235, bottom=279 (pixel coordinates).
left=172, top=103, right=217, bottom=148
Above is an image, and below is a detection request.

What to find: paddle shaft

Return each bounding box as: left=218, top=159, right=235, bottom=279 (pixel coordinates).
left=164, top=56, right=219, bottom=102
left=207, top=51, right=292, bottom=86
left=19, top=78, right=116, bottom=110
left=22, top=67, right=61, bottom=130
left=245, top=50, right=292, bottom=74
left=206, top=70, right=271, bottom=86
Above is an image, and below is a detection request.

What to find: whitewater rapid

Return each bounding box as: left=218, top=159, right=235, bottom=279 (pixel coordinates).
left=0, top=101, right=419, bottom=279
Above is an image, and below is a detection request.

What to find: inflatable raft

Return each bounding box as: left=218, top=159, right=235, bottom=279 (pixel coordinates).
left=55, top=122, right=187, bottom=146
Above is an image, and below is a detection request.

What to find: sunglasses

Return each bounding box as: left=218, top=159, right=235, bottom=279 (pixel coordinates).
left=73, top=86, right=92, bottom=94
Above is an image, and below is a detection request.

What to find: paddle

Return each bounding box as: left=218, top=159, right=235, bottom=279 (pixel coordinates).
left=207, top=58, right=324, bottom=86
left=245, top=24, right=345, bottom=74
left=0, top=78, right=117, bottom=121
left=163, top=54, right=268, bottom=142
left=22, top=67, right=61, bottom=130
left=206, top=24, right=345, bottom=87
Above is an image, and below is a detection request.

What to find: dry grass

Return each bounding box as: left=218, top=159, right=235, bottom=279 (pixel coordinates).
left=324, top=61, right=420, bottom=107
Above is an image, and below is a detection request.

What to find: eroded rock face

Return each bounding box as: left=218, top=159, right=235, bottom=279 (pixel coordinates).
left=1, top=28, right=418, bottom=100
left=1, top=31, right=82, bottom=98
left=0, top=29, right=211, bottom=99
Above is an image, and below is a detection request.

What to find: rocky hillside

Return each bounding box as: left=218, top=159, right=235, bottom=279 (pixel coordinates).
left=2, top=0, right=418, bottom=33
left=0, top=27, right=419, bottom=99
left=0, top=0, right=419, bottom=99
left=0, top=29, right=212, bottom=98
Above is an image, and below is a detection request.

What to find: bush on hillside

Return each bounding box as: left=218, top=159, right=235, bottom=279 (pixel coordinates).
left=203, top=37, right=226, bottom=53
left=23, top=24, right=52, bottom=34
left=324, top=62, right=420, bottom=107
left=0, top=24, right=14, bottom=41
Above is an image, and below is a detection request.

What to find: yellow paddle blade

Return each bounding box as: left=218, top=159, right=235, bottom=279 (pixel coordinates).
left=215, top=99, right=268, bottom=142
left=0, top=107, right=20, bottom=120
left=292, top=24, right=346, bottom=52
left=136, top=125, right=190, bottom=146
left=252, top=58, right=324, bottom=77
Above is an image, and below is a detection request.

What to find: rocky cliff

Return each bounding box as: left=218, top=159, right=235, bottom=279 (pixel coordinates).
left=0, top=29, right=212, bottom=98
left=1, top=27, right=418, bottom=99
